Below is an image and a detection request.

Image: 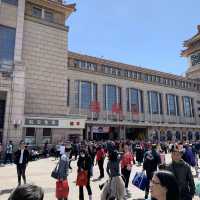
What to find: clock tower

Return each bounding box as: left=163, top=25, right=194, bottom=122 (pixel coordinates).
left=182, top=25, right=200, bottom=80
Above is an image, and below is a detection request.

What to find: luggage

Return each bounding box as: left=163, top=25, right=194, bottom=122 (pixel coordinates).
left=76, top=170, right=88, bottom=186
left=56, top=180, right=69, bottom=199
left=132, top=171, right=147, bottom=191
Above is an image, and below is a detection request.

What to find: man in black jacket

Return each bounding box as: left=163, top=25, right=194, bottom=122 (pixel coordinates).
left=143, top=144, right=161, bottom=199
left=14, top=141, right=29, bottom=185
left=167, top=145, right=195, bottom=200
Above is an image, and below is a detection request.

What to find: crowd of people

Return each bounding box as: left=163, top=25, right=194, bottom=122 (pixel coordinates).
left=0, top=139, right=200, bottom=200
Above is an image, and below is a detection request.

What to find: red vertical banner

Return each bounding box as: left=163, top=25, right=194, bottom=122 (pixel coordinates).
left=131, top=104, right=139, bottom=115
left=112, top=103, right=122, bottom=114
left=90, top=101, right=100, bottom=113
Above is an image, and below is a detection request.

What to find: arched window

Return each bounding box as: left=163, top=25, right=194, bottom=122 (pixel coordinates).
left=195, top=132, right=200, bottom=140
left=188, top=131, right=193, bottom=141
left=153, top=131, right=159, bottom=141
left=175, top=131, right=181, bottom=140
left=167, top=131, right=172, bottom=141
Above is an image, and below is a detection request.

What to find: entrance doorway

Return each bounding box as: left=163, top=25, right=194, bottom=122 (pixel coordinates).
left=126, top=127, right=147, bottom=140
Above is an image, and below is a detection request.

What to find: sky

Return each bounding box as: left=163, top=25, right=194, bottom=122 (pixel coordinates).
left=66, top=0, right=200, bottom=76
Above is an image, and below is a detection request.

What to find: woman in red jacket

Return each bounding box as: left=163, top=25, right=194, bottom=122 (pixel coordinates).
left=96, top=145, right=105, bottom=179
left=121, top=144, right=134, bottom=194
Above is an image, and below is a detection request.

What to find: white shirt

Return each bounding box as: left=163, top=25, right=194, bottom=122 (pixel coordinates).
left=19, top=149, right=24, bottom=164
left=60, top=145, right=65, bottom=155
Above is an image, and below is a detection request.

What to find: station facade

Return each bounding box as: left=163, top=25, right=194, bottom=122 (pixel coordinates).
left=1, top=0, right=200, bottom=146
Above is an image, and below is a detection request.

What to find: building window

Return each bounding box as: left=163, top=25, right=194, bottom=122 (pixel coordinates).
left=195, top=132, right=200, bottom=140
left=183, top=96, right=194, bottom=117
left=103, top=85, right=121, bottom=111
left=25, top=128, right=36, bottom=144
left=148, top=91, right=162, bottom=114
left=43, top=128, right=52, bottom=143
left=143, top=74, right=148, bottom=81
left=44, top=10, right=54, bottom=22
left=124, top=70, right=128, bottom=77
left=175, top=131, right=181, bottom=140
left=75, top=81, right=97, bottom=110
left=0, top=25, right=16, bottom=66
left=166, top=94, right=179, bottom=116
left=32, top=7, right=42, bottom=18
left=2, top=0, right=18, bottom=5
left=137, top=72, right=142, bottom=80
left=127, top=88, right=144, bottom=113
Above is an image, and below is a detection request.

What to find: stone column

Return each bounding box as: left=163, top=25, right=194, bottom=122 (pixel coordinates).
left=7, top=0, right=25, bottom=146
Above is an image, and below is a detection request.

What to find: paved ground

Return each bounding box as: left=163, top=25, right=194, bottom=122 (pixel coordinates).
left=0, top=154, right=199, bottom=200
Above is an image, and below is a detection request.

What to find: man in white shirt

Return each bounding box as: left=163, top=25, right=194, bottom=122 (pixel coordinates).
left=59, top=143, right=65, bottom=156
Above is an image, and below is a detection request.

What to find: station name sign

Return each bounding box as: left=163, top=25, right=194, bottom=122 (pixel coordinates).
left=25, top=118, right=59, bottom=127
left=24, top=117, right=86, bottom=129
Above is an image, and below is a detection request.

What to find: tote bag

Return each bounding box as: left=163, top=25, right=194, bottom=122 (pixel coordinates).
left=56, top=180, right=69, bottom=198
left=76, top=170, right=88, bottom=186
left=132, top=172, right=147, bottom=191
left=51, top=162, right=59, bottom=179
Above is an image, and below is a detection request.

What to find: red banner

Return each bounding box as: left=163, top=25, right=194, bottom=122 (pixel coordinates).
left=131, top=104, right=139, bottom=115
left=112, top=103, right=122, bottom=113
left=90, top=101, right=100, bottom=113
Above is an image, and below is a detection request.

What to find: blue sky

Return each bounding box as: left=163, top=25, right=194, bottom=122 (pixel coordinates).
left=66, top=0, right=200, bottom=76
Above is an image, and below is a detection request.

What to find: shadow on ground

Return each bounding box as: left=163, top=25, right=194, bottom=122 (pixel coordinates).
left=0, top=188, right=13, bottom=196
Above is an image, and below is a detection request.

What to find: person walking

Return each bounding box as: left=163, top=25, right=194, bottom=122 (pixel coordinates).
left=143, top=144, right=161, bottom=199
left=96, top=145, right=105, bottom=179
left=150, top=170, right=180, bottom=200
left=167, top=145, right=195, bottom=200
left=121, top=144, right=134, bottom=194
left=4, top=140, right=13, bottom=164
left=101, top=150, right=125, bottom=200
left=77, top=149, right=93, bottom=200
left=14, top=141, right=29, bottom=186
left=56, top=147, right=70, bottom=200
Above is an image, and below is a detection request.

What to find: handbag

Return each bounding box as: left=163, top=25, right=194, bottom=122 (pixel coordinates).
left=76, top=170, right=88, bottom=186
left=56, top=180, right=69, bottom=199
left=51, top=162, right=59, bottom=179
left=132, top=171, right=147, bottom=191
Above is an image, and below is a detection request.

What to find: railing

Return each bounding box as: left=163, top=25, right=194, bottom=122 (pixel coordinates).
left=69, top=107, right=197, bottom=125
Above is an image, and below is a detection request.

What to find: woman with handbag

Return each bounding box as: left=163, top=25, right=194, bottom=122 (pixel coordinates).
left=101, top=150, right=125, bottom=200
left=56, top=147, right=70, bottom=200
left=77, top=149, right=93, bottom=200
left=121, top=144, right=134, bottom=195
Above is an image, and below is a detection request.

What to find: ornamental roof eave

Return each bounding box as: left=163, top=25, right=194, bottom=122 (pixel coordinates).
left=68, top=51, right=199, bottom=83
left=183, top=32, right=200, bottom=47
left=181, top=45, right=200, bottom=57
left=27, top=0, right=76, bottom=17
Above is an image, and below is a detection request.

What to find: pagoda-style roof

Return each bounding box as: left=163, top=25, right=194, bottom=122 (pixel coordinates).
left=27, top=0, right=76, bottom=18
left=181, top=25, right=200, bottom=57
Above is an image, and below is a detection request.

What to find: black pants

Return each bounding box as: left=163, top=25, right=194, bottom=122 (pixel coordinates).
left=17, top=164, right=27, bottom=185
left=79, top=176, right=92, bottom=200
left=4, top=153, right=12, bottom=164
left=145, top=172, right=153, bottom=198
left=121, top=168, right=131, bottom=188
left=98, top=159, right=104, bottom=178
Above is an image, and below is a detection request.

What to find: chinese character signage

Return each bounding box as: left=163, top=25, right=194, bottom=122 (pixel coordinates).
left=24, top=117, right=86, bottom=129
left=25, top=118, right=59, bottom=127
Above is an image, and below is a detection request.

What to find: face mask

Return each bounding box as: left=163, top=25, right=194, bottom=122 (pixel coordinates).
left=81, top=154, right=85, bottom=158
